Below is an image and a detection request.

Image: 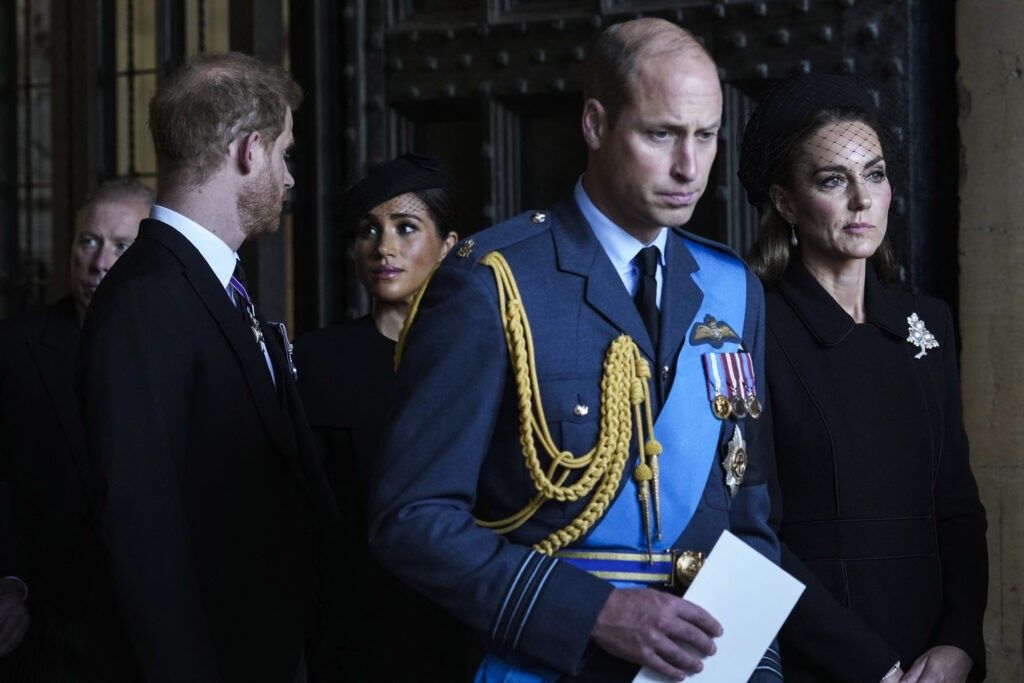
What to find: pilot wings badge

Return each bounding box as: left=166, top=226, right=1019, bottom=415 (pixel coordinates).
left=689, top=314, right=741, bottom=349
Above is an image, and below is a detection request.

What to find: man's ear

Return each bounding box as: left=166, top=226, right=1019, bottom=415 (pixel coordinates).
left=582, top=98, right=608, bottom=152
left=235, top=131, right=263, bottom=176
left=769, top=184, right=797, bottom=225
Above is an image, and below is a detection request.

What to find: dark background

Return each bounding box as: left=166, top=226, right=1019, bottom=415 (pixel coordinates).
left=0, top=0, right=959, bottom=334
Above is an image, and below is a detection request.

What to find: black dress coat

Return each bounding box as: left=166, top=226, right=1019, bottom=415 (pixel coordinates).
left=0, top=297, right=107, bottom=680
left=293, top=315, right=469, bottom=682
left=76, top=220, right=342, bottom=683
left=765, top=262, right=988, bottom=682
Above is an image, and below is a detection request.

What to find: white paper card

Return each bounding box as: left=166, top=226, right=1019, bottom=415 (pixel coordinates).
left=633, top=530, right=804, bottom=683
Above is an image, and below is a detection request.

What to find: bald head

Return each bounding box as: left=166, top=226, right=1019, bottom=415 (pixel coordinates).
left=583, top=18, right=715, bottom=127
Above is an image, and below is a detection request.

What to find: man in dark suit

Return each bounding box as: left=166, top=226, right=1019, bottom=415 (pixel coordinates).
left=370, top=18, right=781, bottom=682
left=0, top=178, right=151, bottom=681
left=76, top=52, right=340, bottom=682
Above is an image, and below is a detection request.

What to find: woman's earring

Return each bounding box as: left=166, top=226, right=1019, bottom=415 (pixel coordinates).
left=789, top=225, right=799, bottom=247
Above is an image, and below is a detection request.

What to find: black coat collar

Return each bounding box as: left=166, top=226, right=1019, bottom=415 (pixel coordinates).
left=776, top=260, right=907, bottom=346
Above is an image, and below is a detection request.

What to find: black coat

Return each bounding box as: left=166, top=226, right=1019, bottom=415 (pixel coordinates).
left=765, top=262, right=988, bottom=682
left=76, top=219, right=342, bottom=683
left=0, top=297, right=104, bottom=680
left=293, top=315, right=470, bottom=682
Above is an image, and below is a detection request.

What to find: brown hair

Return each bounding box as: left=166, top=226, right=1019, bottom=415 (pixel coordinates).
left=583, top=18, right=710, bottom=127
left=746, top=108, right=898, bottom=287
left=75, top=177, right=155, bottom=232
left=149, top=52, right=302, bottom=187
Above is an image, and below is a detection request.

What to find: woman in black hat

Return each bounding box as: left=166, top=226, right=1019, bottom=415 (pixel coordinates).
left=292, top=153, right=463, bottom=681
left=740, top=75, right=987, bottom=683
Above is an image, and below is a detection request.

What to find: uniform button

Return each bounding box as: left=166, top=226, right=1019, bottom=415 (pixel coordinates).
left=661, top=365, right=670, bottom=381
left=531, top=211, right=547, bottom=223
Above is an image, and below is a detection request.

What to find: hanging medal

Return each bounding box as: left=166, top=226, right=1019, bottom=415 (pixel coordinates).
left=244, top=304, right=268, bottom=356
left=722, top=424, right=747, bottom=496
left=723, top=353, right=748, bottom=419
left=702, top=353, right=732, bottom=420
left=229, top=274, right=268, bottom=357
left=740, top=353, right=762, bottom=419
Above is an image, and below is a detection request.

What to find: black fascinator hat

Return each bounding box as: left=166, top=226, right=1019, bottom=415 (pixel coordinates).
left=738, top=73, right=899, bottom=208
left=343, top=152, right=453, bottom=228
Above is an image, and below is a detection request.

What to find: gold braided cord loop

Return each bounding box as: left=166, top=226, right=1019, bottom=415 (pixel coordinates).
left=475, top=251, right=662, bottom=555
left=393, top=265, right=440, bottom=371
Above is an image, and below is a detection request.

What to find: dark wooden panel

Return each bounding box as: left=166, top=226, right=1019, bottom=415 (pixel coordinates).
left=290, top=0, right=346, bottom=329
left=394, top=102, right=488, bottom=233
left=50, top=0, right=116, bottom=305
left=390, top=0, right=482, bottom=28
left=515, top=96, right=586, bottom=213
left=492, top=0, right=598, bottom=22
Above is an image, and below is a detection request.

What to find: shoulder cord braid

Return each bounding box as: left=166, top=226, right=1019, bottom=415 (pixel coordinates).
left=394, top=264, right=439, bottom=371
left=475, top=251, right=663, bottom=556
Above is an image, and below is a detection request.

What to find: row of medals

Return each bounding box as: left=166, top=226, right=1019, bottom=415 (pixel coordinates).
left=711, top=389, right=762, bottom=421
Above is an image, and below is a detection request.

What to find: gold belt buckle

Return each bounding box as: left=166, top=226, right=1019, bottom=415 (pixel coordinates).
left=671, top=550, right=705, bottom=592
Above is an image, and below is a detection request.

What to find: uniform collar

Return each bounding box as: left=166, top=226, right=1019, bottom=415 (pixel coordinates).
left=776, top=259, right=907, bottom=346
left=573, top=177, right=668, bottom=280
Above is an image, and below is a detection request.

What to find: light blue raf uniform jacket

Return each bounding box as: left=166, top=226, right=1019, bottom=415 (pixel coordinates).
left=369, top=195, right=783, bottom=682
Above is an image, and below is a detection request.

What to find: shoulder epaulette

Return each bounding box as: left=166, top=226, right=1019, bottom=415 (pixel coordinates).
left=444, top=210, right=554, bottom=271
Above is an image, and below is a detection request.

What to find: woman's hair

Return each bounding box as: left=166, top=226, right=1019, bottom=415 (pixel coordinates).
left=410, top=187, right=457, bottom=240
left=746, top=106, right=898, bottom=287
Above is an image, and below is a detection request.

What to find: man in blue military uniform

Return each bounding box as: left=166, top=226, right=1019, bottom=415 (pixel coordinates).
left=370, top=18, right=782, bottom=682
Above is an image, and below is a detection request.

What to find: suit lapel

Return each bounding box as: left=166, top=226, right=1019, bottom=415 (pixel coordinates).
left=141, top=221, right=309, bottom=493
left=551, top=199, right=657, bottom=362
left=658, top=232, right=703, bottom=371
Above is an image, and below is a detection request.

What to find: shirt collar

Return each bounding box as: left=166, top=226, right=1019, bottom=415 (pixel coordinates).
left=150, top=205, right=238, bottom=289
left=777, top=259, right=907, bottom=346
left=573, top=177, right=668, bottom=277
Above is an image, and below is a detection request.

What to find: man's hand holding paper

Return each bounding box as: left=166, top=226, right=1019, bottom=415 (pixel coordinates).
left=632, top=531, right=805, bottom=682
left=593, top=589, right=723, bottom=679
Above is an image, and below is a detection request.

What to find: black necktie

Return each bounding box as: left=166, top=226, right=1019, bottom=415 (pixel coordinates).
left=634, top=246, right=661, bottom=350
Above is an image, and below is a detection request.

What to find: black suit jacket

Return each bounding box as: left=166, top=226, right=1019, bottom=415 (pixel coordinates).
left=0, top=298, right=90, bottom=601
left=0, top=298, right=113, bottom=681
left=76, top=220, right=341, bottom=683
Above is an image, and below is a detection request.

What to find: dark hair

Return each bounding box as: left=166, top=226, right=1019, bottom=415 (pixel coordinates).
left=149, top=52, right=302, bottom=187
left=583, top=18, right=709, bottom=127
left=746, top=107, right=898, bottom=287
left=413, top=187, right=457, bottom=239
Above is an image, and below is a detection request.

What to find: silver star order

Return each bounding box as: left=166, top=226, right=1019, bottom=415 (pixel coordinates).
left=906, top=313, right=939, bottom=359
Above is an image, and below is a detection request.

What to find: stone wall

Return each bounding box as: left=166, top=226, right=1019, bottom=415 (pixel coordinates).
left=957, top=2, right=1024, bottom=680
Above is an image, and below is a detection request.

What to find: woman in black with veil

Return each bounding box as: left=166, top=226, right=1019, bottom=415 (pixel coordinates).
left=740, top=75, right=988, bottom=683
left=293, top=153, right=464, bottom=681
